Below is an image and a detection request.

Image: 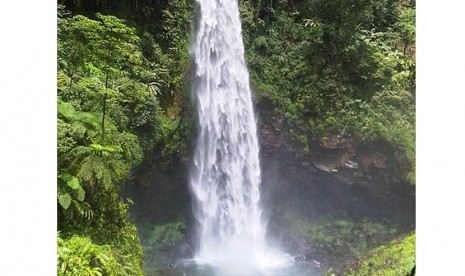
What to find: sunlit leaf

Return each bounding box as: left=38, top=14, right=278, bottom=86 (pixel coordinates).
left=58, top=193, right=72, bottom=209
left=67, top=176, right=81, bottom=190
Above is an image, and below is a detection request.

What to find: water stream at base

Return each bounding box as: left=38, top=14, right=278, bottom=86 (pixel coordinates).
left=188, top=0, right=293, bottom=272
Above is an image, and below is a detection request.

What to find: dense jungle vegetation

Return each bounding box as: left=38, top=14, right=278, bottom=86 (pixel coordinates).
left=56, top=0, right=415, bottom=274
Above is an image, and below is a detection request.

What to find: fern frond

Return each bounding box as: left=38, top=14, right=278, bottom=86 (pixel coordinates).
left=77, top=155, right=96, bottom=184
left=58, top=101, right=76, bottom=119
left=74, top=112, right=101, bottom=131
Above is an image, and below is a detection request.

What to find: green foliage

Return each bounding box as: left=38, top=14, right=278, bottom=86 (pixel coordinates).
left=394, top=5, right=416, bottom=55
left=58, top=0, right=195, bottom=273
left=57, top=8, right=183, bottom=274
left=345, top=232, right=416, bottom=276
left=57, top=234, right=143, bottom=276
left=146, top=220, right=186, bottom=251
left=58, top=173, right=85, bottom=208
left=326, top=267, right=336, bottom=276
left=57, top=6, right=190, bottom=156
left=58, top=15, right=162, bottom=139
left=58, top=193, right=72, bottom=210
left=241, top=0, right=416, bottom=183
left=57, top=101, right=135, bottom=194
left=153, top=0, right=193, bottom=109
left=283, top=211, right=398, bottom=259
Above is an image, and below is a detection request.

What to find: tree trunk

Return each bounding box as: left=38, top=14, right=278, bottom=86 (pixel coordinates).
left=101, top=75, right=109, bottom=144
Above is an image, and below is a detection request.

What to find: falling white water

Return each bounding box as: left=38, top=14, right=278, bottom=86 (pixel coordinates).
left=189, top=0, right=292, bottom=272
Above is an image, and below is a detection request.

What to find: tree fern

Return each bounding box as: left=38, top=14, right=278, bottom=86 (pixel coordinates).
left=57, top=101, right=76, bottom=119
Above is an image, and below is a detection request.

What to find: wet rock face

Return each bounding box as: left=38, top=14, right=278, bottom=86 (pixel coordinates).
left=258, top=145, right=415, bottom=273
left=257, top=98, right=289, bottom=156
left=318, top=134, right=350, bottom=150
left=255, top=98, right=415, bottom=273
left=256, top=97, right=413, bottom=197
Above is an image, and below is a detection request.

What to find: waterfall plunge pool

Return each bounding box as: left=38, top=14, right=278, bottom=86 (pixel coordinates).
left=159, top=256, right=323, bottom=276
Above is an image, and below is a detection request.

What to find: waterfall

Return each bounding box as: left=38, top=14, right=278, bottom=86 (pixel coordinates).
left=189, top=0, right=291, bottom=271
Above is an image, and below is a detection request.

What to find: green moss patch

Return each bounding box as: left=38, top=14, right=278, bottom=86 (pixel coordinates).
left=284, top=211, right=398, bottom=258
left=343, top=232, right=415, bottom=276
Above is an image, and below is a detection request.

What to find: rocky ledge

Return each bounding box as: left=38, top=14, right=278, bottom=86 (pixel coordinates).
left=256, top=96, right=415, bottom=201
left=255, top=97, right=415, bottom=273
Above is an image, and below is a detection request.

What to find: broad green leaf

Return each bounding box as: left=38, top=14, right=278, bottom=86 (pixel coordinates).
left=76, top=187, right=85, bottom=201
left=58, top=172, right=72, bottom=182
left=67, top=176, right=81, bottom=190
left=58, top=193, right=72, bottom=209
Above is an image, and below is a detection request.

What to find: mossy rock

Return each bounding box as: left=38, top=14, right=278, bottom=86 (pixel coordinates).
left=344, top=232, right=415, bottom=276
left=283, top=211, right=397, bottom=257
